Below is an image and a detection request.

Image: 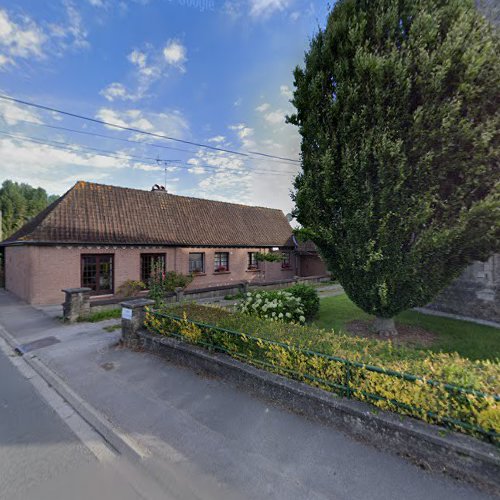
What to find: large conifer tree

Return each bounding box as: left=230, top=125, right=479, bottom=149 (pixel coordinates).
left=289, top=0, right=500, bottom=335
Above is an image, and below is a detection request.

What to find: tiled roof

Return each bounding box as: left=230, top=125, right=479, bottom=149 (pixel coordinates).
left=296, top=240, right=320, bottom=253
left=3, top=181, right=294, bottom=247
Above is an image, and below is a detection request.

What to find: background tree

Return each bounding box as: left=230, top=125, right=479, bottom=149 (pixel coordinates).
left=0, top=180, right=58, bottom=239
left=288, top=0, right=500, bottom=335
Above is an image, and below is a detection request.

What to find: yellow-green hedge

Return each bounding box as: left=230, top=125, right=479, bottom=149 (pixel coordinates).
left=144, top=307, right=499, bottom=444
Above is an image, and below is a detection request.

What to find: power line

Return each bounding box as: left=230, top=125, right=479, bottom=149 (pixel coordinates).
left=8, top=118, right=300, bottom=170
left=0, top=94, right=301, bottom=164
left=0, top=130, right=299, bottom=177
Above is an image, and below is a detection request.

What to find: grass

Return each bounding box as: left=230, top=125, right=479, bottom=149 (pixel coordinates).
left=78, top=308, right=121, bottom=322
left=314, top=294, right=500, bottom=362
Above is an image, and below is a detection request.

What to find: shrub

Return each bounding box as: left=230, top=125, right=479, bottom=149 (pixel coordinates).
left=146, top=304, right=500, bottom=441
left=236, top=290, right=306, bottom=324
left=287, top=284, right=319, bottom=320
left=117, top=279, right=146, bottom=298
left=148, top=262, right=193, bottom=307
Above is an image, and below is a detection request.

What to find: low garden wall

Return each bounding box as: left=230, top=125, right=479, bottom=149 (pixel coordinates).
left=142, top=309, right=499, bottom=443
left=62, top=275, right=330, bottom=321
left=119, top=301, right=500, bottom=493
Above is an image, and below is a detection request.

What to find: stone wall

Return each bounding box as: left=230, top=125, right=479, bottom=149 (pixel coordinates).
left=427, top=254, right=500, bottom=323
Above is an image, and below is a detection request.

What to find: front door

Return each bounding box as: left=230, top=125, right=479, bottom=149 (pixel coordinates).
left=81, top=254, right=114, bottom=295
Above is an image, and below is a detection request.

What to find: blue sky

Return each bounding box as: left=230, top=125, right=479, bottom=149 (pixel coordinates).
left=0, top=0, right=328, bottom=213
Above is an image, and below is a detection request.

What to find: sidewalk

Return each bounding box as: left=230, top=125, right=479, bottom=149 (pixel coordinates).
left=0, top=290, right=494, bottom=500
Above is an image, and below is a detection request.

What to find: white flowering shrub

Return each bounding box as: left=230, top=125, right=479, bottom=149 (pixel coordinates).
left=236, top=290, right=306, bottom=324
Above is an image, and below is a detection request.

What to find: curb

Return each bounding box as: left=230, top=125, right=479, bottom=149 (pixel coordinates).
left=0, top=324, right=150, bottom=463
left=136, top=330, right=500, bottom=495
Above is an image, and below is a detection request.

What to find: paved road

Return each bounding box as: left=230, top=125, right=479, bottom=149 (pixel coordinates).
left=0, top=290, right=496, bottom=500
left=0, top=340, right=171, bottom=500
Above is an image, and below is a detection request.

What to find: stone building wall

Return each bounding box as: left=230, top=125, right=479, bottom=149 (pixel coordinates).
left=426, top=254, right=500, bottom=323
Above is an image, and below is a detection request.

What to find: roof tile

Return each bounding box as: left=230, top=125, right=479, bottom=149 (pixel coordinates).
left=3, top=181, right=294, bottom=247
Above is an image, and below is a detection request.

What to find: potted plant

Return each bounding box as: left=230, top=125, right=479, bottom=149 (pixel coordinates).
left=215, top=265, right=227, bottom=272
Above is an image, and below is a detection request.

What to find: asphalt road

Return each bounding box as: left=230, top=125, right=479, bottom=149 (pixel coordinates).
left=0, top=344, right=167, bottom=500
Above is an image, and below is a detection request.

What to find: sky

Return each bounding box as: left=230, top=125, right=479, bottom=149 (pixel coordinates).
left=0, top=0, right=329, bottom=214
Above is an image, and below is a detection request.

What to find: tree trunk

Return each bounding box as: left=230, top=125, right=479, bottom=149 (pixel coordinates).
left=373, top=317, right=398, bottom=337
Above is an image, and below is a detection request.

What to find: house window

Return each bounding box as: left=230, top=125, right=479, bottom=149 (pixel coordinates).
left=214, top=252, right=229, bottom=272
left=189, top=252, right=205, bottom=273
left=282, top=252, right=291, bottom=269
left=141, top=253, right=166, bottom=283
left=248, top=252, right=259, bottom=270
left=81, top=254, right=113, bottom=295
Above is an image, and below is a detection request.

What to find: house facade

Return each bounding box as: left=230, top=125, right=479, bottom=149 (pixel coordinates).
left=1, top=181, right=325, bottom=305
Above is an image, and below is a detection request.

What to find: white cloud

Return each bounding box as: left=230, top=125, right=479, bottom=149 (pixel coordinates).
left=255, top=102, right=270, bottom=112
left=207, top=135, right=226, bottom=143
left=100, top=82, right=137, bottom=102
left=229, top=123, right=253, bottom=139
left=224, top=0, right=290, bottom=20
left=249, top=0, right=290, bottom=18
left=229, top=123, right=255, bottom=149
left=95, top=107, right=189, bottom=140
left=163, top=39, right=187, bottom=69
left=61, top=1, right=89, bottom=50
left=0, top=9, right=45, bottom=63
left=0, top=99, right=42, bottom=125
left=264, top=109, right=285, bottom=125
left=100, top=42, right=186, bottom=103
left=0, top=4, right=89, bottom=69
left=188, top=165, right=206, bottom=175
left=280, top=84, right=293, bottom=99
left=128, top=49, right=156, bottom=77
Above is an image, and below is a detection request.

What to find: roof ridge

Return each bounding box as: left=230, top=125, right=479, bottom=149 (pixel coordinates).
left=76, top=180, right=286, bottom=213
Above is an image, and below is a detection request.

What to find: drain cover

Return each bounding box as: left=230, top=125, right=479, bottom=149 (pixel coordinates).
left=17, top=336, right=60, bottom=354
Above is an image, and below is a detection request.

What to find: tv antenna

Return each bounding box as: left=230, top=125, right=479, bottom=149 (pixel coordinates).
left=156, top=157, right=181, bottom=190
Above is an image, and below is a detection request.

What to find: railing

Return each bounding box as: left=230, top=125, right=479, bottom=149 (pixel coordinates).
left=144, top=309, right=500, bottom=444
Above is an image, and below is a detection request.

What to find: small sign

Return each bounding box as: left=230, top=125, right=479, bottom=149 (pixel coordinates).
left=121, top=308, right=133, bottom=320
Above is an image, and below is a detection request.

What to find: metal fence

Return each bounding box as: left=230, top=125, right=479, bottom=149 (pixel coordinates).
left=145, top=310, right=500, bottom=444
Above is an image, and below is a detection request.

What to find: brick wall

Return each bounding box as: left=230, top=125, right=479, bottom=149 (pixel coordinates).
left=5, top=245, right=297, bottom=305
left=5, top=246, right=33, bottom=302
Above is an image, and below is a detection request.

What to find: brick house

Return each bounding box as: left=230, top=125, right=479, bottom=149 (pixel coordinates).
left=1, top=181, right=327, bottom=305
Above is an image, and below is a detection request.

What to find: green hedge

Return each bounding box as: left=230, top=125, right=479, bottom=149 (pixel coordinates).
left=145, top=304, right=500, bottom=443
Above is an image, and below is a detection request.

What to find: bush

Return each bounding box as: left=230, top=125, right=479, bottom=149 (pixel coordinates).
left=287, top=284, right=319, bottom=320
left=146, top=304, right=500, bottom=441
left=148, top=262, right=193, bottom=307
left=117, top=279, right=146, bottom=298
left=236, top=290, right=306, bottom=324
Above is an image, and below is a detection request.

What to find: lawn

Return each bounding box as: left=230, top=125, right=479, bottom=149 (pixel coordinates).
left=314, top=294, right=500, bottom=362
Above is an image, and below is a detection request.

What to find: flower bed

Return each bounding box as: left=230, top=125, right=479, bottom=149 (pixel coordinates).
left=236, top=285, right=320, bottom=323
left=144, top=304, right=500, bottom=443
left=236, top=290, right=306, bottom=323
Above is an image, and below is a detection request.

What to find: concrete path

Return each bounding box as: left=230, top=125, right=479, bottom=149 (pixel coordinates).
left=0, top=290, right=495, bottom=500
